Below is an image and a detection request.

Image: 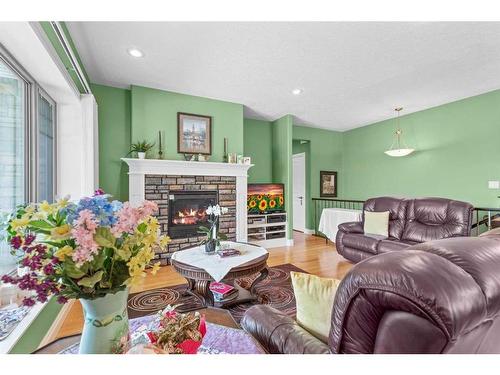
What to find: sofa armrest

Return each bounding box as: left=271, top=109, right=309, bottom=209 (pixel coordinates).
left=338, top=221, right=364, bottom=234
left=241, top=305, right=331, bottom=354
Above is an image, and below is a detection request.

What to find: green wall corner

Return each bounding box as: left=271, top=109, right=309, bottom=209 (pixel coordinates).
left=272, top=115, right=293, bottom=239
left=243, top=118, right=273, bottom=183
left=91, top=84, right=131, bottom=202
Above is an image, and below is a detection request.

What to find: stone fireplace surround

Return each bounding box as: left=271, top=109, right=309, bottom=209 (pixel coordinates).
left=122, top=158, right=253, bottom=264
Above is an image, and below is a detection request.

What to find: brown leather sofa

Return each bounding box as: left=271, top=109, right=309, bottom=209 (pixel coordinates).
left=241, top=234, right=500, bottom=353
left=335, top=197, right=473, bottom=263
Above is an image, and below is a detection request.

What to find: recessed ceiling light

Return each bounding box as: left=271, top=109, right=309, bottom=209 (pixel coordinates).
left=127, top=48, right=144, bottom=58
left=292, top=88, right=303, bottom=95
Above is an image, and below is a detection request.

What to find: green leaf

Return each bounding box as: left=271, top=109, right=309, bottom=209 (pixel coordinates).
left=115, top=247, right=131, bottom=261
left=91, top=250, right=107, bottom=270
left=137, top=222, right=147, bottom=233
left=64, top=261, right=86, bottom=279
left=29, top=220, right=54, bottom=229
left=94, top=227, right=115, bottom=248
left=110, top=262, right=130, bottom=287
left=42, top=241, right=67, bottom=248
left=218, top=233, right=228, bottom=240
left=77, top=270, right=104, bottom=288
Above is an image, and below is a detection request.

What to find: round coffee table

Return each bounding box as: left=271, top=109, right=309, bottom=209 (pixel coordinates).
left=171, top=243, right=269, bottom=309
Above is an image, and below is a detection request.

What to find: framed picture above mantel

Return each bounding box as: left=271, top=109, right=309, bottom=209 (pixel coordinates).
left=177, top=112, right=212, bottom=155
left=320, top=171, right=337, bottom=197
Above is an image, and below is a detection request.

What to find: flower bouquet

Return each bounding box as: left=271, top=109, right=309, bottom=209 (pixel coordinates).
left=129, top=306, right=206, bottom=354
left=1, top=189, right=170, bottom=353
left=197, top=204, right=228, bottom=253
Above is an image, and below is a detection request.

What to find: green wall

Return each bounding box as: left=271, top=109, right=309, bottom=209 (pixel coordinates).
left=130, top=85, right=243, bottom=162
left=272, top=115, right=294, bottom=239
left=91, top=84, right=131, bottom=201
left=293, top=125, right=344, bottom=230
left=243, top=119, right=273, bottom=183
left=342, top=89, right=500, bottom=207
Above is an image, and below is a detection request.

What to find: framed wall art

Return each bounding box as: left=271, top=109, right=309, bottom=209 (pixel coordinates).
left=320, top=171, right=337, bottom=197
left=177, top=112, right=212, bottom=155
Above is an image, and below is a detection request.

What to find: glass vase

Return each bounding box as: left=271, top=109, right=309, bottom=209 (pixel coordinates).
left=79, top=289, right=130, bottom=354
left=204, top=239, right=217, bottom=254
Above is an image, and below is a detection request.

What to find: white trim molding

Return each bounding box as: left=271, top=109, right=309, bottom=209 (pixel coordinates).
left=121, top=158, right=253, bottom=242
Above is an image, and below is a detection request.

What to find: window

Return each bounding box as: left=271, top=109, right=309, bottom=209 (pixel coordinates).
left=0, top=46, right=57, bottom=273
left=37, top=91, right=56, bottom=202
left=0, top=57, right=26, bottom=212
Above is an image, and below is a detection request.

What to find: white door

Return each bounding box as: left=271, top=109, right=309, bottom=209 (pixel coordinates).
left=293, top=153, right=306, bottom=232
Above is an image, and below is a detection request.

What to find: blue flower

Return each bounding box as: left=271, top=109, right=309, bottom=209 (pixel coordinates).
left=63, top=195, right=123, bottom=227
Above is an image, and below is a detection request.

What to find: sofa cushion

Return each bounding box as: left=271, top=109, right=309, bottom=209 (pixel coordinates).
left=342, top=234, right=380, bottom=254
left=377, top=239, right=417, bottom=254
left=363, top=211, right=389, bottom=237
left=402, top=198, right=473, bottom=243
left=363, top=197, right=408, bottom=240
left=291, top=272, right=341, bottom=343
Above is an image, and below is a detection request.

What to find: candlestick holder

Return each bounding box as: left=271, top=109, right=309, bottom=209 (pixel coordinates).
left=158, top=130, right=163, bottom=159
left=223, top=137, right=228, bottom=163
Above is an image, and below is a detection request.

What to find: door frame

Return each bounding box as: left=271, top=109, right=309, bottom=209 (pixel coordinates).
left=292, top=152, right=307, bottom=232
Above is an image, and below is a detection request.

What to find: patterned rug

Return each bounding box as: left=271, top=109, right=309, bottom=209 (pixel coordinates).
left=127, top=263, right=304, bottom=322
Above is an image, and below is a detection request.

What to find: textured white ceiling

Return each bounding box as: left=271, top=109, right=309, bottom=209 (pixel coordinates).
left=66, top=22, right=500, bottom=131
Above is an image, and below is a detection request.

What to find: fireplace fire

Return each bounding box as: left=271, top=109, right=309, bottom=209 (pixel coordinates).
left=172, top=208, right=207, bottom=225
left=168, top=190, right=218, bottom=239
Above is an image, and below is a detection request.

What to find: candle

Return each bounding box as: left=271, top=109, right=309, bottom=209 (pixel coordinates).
left=158, top=131, right=163, bottom=159
left=223, top=137, right=228, bottom=163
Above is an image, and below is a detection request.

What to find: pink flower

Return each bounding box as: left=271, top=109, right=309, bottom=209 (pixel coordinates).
left=111, top=201, right=158, bottom=237
left=71, top=210, right=99, bottom=266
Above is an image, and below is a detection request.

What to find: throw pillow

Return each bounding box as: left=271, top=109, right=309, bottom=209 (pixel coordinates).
left=363, top=210, right=390, bottom=238
left=290, top=271, right=341, bottom=343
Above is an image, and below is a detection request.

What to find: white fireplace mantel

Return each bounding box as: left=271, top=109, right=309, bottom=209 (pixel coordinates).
left=121, top=158, right=254, bottom=242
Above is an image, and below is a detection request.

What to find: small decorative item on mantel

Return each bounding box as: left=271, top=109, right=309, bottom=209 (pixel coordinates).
left=128, top=140, right=155, bottom=159
left=128, top=305, right=206, bottom=354
left=1, top=190, right=171, bottom=354
left=198, top=154, right=209, bottom=162
left=157, top=131, right=163, bottom=159
left=228, top=153, right=237, bottom=164
left=223, top=137, right=228, bottom=163
left=198, top=204, right=228, bottom=253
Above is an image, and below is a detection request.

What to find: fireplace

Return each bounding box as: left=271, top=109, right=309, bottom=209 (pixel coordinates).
left=168, top=190, right=218, bottom=239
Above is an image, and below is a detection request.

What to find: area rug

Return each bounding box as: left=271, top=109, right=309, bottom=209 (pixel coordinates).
left=127, top=263, right=304, bottom=322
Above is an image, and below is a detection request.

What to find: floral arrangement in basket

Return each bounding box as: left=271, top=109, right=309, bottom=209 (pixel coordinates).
left=1, top=189, right=170, bottom=305
left=129, top=306, right=206, bottom=354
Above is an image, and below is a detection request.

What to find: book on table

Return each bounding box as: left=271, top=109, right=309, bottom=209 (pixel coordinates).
left=209, top=282, right=239, bottom=302
left=217, top=248, right=241, bottom=257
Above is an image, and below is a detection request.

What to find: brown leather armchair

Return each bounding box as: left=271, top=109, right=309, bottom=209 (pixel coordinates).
left=335, top=197, right=473, bottom=263
left=241, top=235, right=500, bottom=353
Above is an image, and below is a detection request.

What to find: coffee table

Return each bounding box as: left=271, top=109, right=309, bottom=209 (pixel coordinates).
left=171, top=243, right=269, bottom=309
left=33, top=307, right=242, bottom=354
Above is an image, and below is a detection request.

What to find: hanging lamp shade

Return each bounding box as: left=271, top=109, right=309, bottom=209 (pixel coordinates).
left=384, top=107, right=415, bottom=157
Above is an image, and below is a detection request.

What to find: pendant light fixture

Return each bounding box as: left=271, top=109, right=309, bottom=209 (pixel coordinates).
left=384, top=107, right=415, bottom=157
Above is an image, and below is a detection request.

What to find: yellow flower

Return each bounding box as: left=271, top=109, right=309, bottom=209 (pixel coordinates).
left=11, top=217, right=30, bottom=230
left=54, top=245, right=74, bottom=261
left=56, top=196, right=70, bottom=209
left=150, top=262, right=161, bottom=275
left=31, top=211, right=48, bottom=220
left=160, top=236, right=171, bottom=247
left=50, top=224, right=71, bottom=240
left=39, top=200, right=57, bottom=215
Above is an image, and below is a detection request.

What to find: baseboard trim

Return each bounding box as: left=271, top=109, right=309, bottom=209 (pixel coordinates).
left=303, top=228, right=315, bottom=235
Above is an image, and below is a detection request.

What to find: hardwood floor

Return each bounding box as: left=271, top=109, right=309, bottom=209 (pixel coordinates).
left=42, top=232, right=352, bottom=345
